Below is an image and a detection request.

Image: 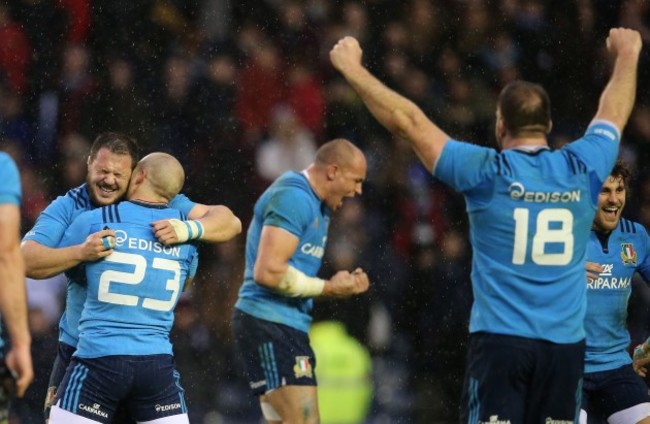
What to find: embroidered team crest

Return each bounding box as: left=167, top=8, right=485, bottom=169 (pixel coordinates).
left=293, top=356, right=313, bottom=378
left=621, top=243, right=637, bottom=265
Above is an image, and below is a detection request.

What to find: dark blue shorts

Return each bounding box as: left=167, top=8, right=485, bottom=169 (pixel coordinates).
left=460, top=332, right=585, bottom=424
left=582, top=364, right=650, bottom=419
left=44, top=342, right=75, bottom=419
left=54, top=354, right=187, bottom=423
left=232, top=309, right=317, bottom=395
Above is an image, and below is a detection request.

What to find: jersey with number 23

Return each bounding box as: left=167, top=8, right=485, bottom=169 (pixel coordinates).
left=59, top=200, right=199, bottom=358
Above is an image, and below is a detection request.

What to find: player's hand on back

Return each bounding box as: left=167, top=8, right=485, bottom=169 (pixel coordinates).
left=152, top=219, right=181, bottom=245
left=152, top=219, right=204, bottom=245
left=80, top=228, right=115, bottom=260
left=325, top=268, right=370, bottom=298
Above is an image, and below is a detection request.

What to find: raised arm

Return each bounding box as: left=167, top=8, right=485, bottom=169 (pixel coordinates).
left=330, top=36, right=451, bottom=172
left=253, top=226, right=368, bottom=298
left=152, top=203, right=242, bottom=245
left=0, top=204, right=33, bottom=397
left=593, top=28, right=643, bottom=132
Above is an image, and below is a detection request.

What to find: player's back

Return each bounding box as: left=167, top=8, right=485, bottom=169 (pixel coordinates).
left=76, top=201, right=198, bottom=358
left=467, top=147, right=603, bottom=343
left=435, top=121, right=619, bottom=343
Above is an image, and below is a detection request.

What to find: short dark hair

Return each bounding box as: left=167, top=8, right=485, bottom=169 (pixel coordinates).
left=611, top=159, right=632, bottom=184
left=88, top=132, right=140, bottom=169
left=498, top=81, right=551, bottom=136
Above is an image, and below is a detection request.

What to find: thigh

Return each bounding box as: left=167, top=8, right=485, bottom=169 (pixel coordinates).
left=262, top=385, right=319, bottom=424
left=54, top=356, right=131, bottom=423
left=232, top=309, right=317, bottom=396
left=526, top=338, right=585, bottom=423
left=591, top=365, right=650, bottom=424
left=50, top=404, right=103, bottom=424
left=128, top=355, right=188, bottom=422
left=460, top=333, right=528, bottom=424
left=44, top=342, right=76, bottom=420
left=136, top=413, right=190, bottom=424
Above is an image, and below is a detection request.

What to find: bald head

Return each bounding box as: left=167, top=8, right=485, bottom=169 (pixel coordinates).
left=314, top=138, right=365, bottom=170
left=309, top=138, right=367, bottom=211
left=129, top=152, right=185, bottom=202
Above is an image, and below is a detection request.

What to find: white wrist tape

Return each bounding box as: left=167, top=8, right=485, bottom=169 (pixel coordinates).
left=277, top=265, right=325, bottom=297
left=168, top=219, right=205, bottom=242
left=101, top=235, right=116, bottom=250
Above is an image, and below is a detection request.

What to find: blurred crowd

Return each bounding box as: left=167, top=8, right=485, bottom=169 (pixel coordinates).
left=1, top=0, right=650, bottom=422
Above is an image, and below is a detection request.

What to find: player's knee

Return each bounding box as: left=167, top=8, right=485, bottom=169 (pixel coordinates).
left=579, top=409, right=587, bottom=424
left=43, top=386, right=57, bottom=420
left=260, top=401, right=282, bottom=422
left=260, top=397, right=319, bottom=424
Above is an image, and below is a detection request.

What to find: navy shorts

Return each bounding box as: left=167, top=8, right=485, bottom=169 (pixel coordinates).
left=232, top=309, right=317, bottom=395
left=582, top=364, right=650, bottom=420
left=44, top=342, right=75, bottom=418
left=460, top=332, right=585, bottom=424
left=54, top=354, right=187, bottom=423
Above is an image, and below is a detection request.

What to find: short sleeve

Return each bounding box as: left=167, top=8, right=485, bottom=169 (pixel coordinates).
left=0, top=153, right=21, bottom=206
left=23, top=195, right=76, bottom=247
left=564, top=120, right=620, bottom=184
left=434, top=140, right=497, bottom=193
left=262, top=187, right=314, bottom=237
left=169, top=193, right=197, bottom=217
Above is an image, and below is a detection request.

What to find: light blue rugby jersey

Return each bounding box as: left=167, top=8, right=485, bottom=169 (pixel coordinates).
left=59, top=201, right=198, bottom=357
left=434, top=121, right=619, bottom=343
left=22, top=184, right=196, bottom=347
left=0, top=152, right=22, bottom=350
left=585, top=219, right=650, bottom=373
left=235, top=170, right=330, bottom=333
left=0, top=152, right=21, bottom=206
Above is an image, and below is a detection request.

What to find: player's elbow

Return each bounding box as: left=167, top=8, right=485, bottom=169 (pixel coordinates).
left=212, top=207, right=243, bottom=241
left=253, top=263, right=283, bottom=290
left=392, top=105, right=430, bottom=138
left=23, top=262, right=53, bottom=279
left=20, top=243, right=47, bottom=279
left=229, top=216, right=243, bottom=237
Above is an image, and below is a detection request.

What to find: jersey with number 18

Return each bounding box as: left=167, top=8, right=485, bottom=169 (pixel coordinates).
left=59, top=200, right=199, bottom=358
left=433, top=121, right=620, bottom=343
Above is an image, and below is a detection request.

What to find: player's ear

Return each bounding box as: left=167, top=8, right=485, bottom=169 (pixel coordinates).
left=495, top=117, right=505, bottom=139
left=546, top=120, right=553, bottom=134
left=131, top=167, right=146, bottom=186
left=326, top=164, right=339, bottom=181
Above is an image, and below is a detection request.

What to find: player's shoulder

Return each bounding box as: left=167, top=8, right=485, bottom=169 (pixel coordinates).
left=0, top=152, right=20, bottom=202
left=270, top=172, right=314, bottom=199
left=72, top=205, right=103, bottom=226
left=275, top=170, right=309, bottom=188
left=0, top=152, right=18, bottom=175
left=618, top=218, right=649, bottom=238
left=58, top=184, right=93, bottom=210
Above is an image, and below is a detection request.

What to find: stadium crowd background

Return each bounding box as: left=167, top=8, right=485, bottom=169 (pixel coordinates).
left=1, top=0, right=649, bottom=422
